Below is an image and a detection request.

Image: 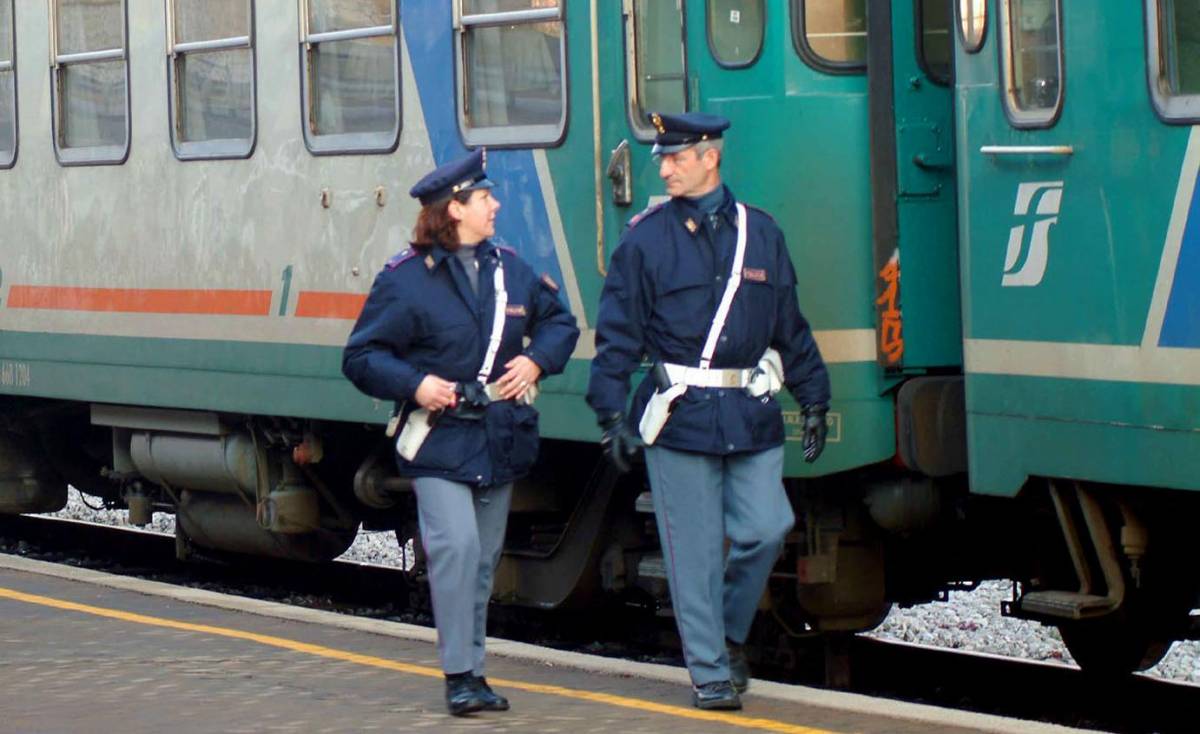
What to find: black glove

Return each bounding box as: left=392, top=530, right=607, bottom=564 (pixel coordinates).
left=457, top=381, right=490, bottom=407
left=599, top=412, right=642, bottom=474
left=801, top=405, right=828, bottom=463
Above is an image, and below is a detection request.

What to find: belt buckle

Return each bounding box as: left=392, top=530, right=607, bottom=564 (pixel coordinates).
left=722, top=371, right=740, bottom=388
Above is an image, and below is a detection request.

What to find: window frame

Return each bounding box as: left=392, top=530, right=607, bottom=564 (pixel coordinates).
left=299, top=0, right=402, bottom=156
left=956, top=0, right=988, bottom=54
left=0, top=0, right=17, bottom=169
left=791, top=0, right=867, bottom=75
left=916, top=0, right=952, bottom=86
left=706, top=0, right=765, bottom=70
left=624, top=0, right=689, bottom=143
left=166, top=0, right=257, bottom=161
left=997, top=0, right=1065, bottom=129
left=1145, top=0, right=1200, bottom=123
left=454, top=2, right=568, bottom=148
left=50, top=0, right=132, bottom=166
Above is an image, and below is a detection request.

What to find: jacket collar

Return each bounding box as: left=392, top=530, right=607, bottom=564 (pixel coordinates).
left=422, top=238, right=499, bottom=269
left=671, top=184, right=738, bottom=236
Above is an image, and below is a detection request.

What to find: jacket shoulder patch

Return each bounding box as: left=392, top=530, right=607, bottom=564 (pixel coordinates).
left=384, top=248, right=415, bottom=270
left=743, top=203, right=778, bottom=226
left=626, top=201, right=667, bottom=230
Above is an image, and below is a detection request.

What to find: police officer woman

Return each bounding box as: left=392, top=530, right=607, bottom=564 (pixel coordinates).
left=343, top=150, right=579, bottom=716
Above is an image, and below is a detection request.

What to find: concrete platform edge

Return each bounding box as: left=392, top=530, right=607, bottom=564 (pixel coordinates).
left=0, top=552, right=1098, bottom=734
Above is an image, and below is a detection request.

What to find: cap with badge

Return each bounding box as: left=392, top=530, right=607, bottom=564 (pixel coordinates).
left=650, top=112, right=731, bottom=155
left=409, top=148, right=495, bottom=206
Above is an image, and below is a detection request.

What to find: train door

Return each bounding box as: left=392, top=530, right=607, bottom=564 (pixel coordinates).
left=596, top=0, right=689, bottom=245
left=867, top=0, right=961, bottom=372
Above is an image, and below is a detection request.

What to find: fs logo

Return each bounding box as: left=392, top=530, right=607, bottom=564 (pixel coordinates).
left=1001, top=181, right=1064, bottom=287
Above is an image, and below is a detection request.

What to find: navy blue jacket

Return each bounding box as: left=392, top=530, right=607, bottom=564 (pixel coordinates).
left=343, top=240, right=579, bottom=486
left=586, top=186, right=831, bottom=455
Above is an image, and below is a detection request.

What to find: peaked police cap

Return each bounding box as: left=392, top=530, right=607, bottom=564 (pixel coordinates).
left=409, top=149, right=495, bottom=206
left=649, top=112, right=731, bottom=155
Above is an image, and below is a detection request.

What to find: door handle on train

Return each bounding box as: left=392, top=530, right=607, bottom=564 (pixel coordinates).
left=980, top=145, right=1074, bottom=156
left=606, top=139, right=633, bottom=207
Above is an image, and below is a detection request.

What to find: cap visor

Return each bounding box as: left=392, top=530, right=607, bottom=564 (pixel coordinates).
left=652, top=142, right=696, bottom=156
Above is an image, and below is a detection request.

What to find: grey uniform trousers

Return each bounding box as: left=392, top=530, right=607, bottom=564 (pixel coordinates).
left=413, top=477, right=513, bottom=676
left=645, top=444, right=794, bottom=686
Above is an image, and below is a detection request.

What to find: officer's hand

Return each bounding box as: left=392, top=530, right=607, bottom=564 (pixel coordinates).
left=415, top=375, right=458, bottom=411
left=496, top=355, right=542, bottom=401
left=599, top=413, right=642, bottom=474
left=801, top=405, right=828, bottom=463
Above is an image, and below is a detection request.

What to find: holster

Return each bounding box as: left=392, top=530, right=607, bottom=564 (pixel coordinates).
left=395, top=408, right=436, bottom=461
left=638, top=362, right=686, bottom=445
left=746, top=348, right=784, bottom=399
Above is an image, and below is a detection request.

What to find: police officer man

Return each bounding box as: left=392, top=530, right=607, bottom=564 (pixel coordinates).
left=344, top=150, right=579, bottom=715
left=587, top=112, right=830, bottom=710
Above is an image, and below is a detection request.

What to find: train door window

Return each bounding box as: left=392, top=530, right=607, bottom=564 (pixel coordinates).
left=957, top=0, right=987, bottom=53
left=169, top=0, right=255, bottom=160
left=792, top=0, right=868, bottom=72
left=999, top=0, right=1063, bottom=127
left=625, top=0, right=687, bottom=141
left=1147, top=0, right=1200, bottom=122
left=0, top=0, right=14, bottom=168
left=456, top=0, right=567, bottom=147
left=708, top=0, right=764, bottom=68
left=51, top=0, right=130, bottom=165
left=918, top=0, right=952, bottom=84
left=301, top=0, right=400, bottom=154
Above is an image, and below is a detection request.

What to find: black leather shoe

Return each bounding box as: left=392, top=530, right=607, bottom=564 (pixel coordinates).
left=445, top=676, right=486, bottom=716
left=692, top=681, right=742, bottom=710
left=727, top=641, right=750, bottom=694
left=473, top=676, right=510, bottom=711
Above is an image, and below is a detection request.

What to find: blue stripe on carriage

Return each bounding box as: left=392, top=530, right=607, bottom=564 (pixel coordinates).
left=402, top=5, right=566, bottom=287
left=1160, top=169, right=1200, bottom=348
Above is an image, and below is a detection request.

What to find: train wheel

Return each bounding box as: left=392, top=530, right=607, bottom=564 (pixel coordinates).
left=1058, top=617, right=1171, bottom=675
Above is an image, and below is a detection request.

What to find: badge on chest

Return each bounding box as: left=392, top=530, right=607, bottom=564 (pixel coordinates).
left=505, top=304, right=527, bottom=317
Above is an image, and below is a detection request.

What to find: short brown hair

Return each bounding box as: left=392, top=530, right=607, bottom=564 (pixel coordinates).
left=411, top=192, right=471, bottom=251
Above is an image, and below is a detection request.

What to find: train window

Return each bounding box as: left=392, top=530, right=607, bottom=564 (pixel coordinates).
left=51, top=0, right=130, bottom=165
left=626, top=0, right=687, bottom=141
left=169, top=0, right=255, bottom=160
left=456, top=0, right=567, bottom=147
left=708, top=0, right=764, bottom=68
left=999, top=0, right=1063, bottom=127
left=918, top=0, right=952, bottom=84
left=792, top=0, right=867, bottom=73
left=300, top=0, right=400, bottom=155
left=957, top=0, right=986, bottom=53
left=0, top=0, right=14, bottom=168
left=1147, top=0, right=1200, bottom=122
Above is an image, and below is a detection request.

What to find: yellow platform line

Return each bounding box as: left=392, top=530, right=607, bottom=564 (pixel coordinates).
left=0, top=586, right=839, bottom=734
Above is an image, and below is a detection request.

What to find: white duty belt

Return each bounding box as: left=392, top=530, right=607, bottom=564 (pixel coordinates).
left=663, top=203, right=751, bottom=386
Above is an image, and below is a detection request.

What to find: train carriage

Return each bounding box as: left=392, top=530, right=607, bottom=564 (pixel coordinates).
left=0, top=0, right=1197, bottom=676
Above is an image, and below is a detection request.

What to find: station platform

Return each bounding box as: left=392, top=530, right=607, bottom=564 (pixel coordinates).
left=0, top=553, right=1091, bottom=734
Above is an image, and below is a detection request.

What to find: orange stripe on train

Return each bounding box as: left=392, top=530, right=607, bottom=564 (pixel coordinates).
left=294, top=292, right=367, bottom=320
left=6, top=286, right=272, bottom=316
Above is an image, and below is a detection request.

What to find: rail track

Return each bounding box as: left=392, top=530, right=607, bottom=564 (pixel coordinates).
left=0, top=514, right=1194, bottom=733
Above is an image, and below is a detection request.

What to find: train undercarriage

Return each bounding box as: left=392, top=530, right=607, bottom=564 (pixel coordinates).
left=1, top=396, right=1198, bottom=677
